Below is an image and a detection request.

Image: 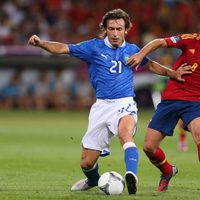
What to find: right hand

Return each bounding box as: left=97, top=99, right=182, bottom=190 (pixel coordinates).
left=28, top=35, right=41, bottom=46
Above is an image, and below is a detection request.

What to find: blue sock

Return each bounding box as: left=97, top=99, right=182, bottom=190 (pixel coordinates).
left=82, top=163, right=100, bottom=186
left=124, top=143, right=139, bottom=175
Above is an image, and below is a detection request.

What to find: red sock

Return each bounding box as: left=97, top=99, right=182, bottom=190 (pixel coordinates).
left=180, top=133, right=186, bottom=142
left=147, top=147, right=172, bottom=175
left=197, top=144, right=200, bottom=161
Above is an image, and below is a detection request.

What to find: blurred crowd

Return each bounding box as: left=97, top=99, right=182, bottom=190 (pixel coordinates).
left=0, top=0, right=199, bottom=110
left=0, top=65, right=95, bottom=110
left=0, top=0, right=199, bottom=46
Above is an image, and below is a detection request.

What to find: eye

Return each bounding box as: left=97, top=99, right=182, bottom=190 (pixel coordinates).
left=108, top=27, right=114, bottom=31
left=117, top=28, right=122, bottom=31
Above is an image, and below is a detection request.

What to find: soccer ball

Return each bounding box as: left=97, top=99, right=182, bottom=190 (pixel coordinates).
left=98, top=171, right=125, bottom=195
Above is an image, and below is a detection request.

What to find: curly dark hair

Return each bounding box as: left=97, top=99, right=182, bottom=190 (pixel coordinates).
left=99, top=8, right=132, bottom=38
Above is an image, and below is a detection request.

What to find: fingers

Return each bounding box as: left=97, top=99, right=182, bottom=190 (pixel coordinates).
left=177, top=78, right=185, bottom=82
left=175, top=63, right=192, bottom=82
left=182, top=70, right=192, bottom=75
left=126, top=58, right=135, bottom=66
left=182, top=66, right=192, bottom=72
left=180, top=65, right=192, bottom=75
left=126, top=58, right=140, bottom=70
left=127, top=62, right=140, bottom=70
left=179, top=63, right=192, bottom=71
left=28, top=35, right=40, bottom=46
left=180, top=63, right=188, bottom=67
left=177, top=63, right=192, bottom=76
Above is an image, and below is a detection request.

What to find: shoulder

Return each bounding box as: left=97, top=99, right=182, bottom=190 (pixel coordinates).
left=69, top=38, right=99, bottom=47
left=125, top=42, right=140, bottom=53
left=81, top=38, right=105, bottom=48
left=126, top=42, right=140, bottom=50
left=126, top=42, right=139, bottom=48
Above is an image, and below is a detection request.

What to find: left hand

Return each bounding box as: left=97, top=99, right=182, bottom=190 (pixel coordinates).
left=126, top=52, right=144, bottom=70
left=173, top=63, right=192, bottom=82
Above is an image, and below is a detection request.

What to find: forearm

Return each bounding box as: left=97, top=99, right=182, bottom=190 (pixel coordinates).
left=147, top=60, right=175, bottom=78
left=140, top=39, right=167, bottom=57
left=38, top=40, right=69, bottom=54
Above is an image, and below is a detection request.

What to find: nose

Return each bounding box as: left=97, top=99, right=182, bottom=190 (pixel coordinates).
left=112, top=29, right=118, bottom=37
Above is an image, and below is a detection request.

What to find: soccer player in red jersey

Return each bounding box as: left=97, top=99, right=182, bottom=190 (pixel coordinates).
left=126, top=33, right=200, bottom=192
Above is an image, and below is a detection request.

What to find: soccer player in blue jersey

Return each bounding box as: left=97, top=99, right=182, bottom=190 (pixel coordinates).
left=28, top=9, right=189, bottom=194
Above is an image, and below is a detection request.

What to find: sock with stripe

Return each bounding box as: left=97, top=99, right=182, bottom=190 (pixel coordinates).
left=123, top=142, right=139, bottom=175
left=146, top=147, right=172, bottom=176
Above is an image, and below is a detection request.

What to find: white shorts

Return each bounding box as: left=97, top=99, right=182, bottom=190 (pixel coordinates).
left=82, top=97, right=138, bottom=152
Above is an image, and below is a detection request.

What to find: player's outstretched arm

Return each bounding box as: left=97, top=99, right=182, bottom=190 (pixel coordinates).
left=28, top=35, right=70, bottom=54
left=146, top=60, right=192, bottom=82
left=126, top=39, right=167, bottom=69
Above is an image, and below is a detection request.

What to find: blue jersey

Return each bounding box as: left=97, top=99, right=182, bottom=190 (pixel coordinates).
left=68, top=38, right=148, bottom=99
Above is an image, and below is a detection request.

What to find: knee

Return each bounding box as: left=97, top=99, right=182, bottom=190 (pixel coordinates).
left=193, top=133, right=200, bottom=144
left=80, top=159, right=94, bottom=170
left=143, top=141, right=156, bottom=156
left=118, top=132, right=133, bottom=145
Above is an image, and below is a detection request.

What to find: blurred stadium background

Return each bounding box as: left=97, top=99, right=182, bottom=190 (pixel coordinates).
left=1, top=1, right=200, bottom=199
left=0, top=0, right=199, bottom=111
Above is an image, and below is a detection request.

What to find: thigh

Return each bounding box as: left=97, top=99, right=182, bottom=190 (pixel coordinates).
left=187, top=117, right=200, bottom=144
left=181, top=101, right=200, bottom=131
left=148, top=101, right=179, bottom=136
left=108, top=97, right=138, bottom=136
left=82, top=101, right=113, bottom=152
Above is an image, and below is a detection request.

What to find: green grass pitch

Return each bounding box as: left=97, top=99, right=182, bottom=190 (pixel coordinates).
left=0, top=109, right=199, bottom=200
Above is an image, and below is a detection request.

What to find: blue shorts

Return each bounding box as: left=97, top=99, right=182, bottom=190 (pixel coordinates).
left=148, top=100, right=200, bottom=136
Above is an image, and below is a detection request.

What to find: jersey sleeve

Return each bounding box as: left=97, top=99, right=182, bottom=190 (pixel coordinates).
left=165, top=35, right=183, bottom=48
left=68, top=39, right=95, bottom=62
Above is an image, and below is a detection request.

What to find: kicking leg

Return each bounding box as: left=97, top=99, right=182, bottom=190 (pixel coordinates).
left=118, top=115, right=138, bottom=194
left=71, top=148, right=101, bottom=191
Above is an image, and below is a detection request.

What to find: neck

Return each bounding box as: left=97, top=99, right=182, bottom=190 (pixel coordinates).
left=104, top=37, right=125, bottom=48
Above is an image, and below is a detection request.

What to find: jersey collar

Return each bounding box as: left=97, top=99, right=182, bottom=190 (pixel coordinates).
left=104, top=36, right=126, bottom=48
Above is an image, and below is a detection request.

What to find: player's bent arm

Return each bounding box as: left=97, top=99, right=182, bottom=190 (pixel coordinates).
left=145, top=59, right=187, bottom=82
left=139, top=38, right=167, bottom=57
left=145, top=60, right=192, bottom=82
left=28, top=34, right=69, bottom=54
left=145, top=59, right=174, bottom=77
left=126, top=39, right=167, bottom=68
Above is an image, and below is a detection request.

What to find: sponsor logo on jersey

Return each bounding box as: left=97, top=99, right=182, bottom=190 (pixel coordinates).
left=101, top=54, right=108, bottom=59
left=170, top=36, right=180, bottom=43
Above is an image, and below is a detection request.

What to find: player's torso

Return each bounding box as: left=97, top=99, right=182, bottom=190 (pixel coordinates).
left=162, top=34, right=200, bottom=101
left=89, top=41, right=138, bottom=99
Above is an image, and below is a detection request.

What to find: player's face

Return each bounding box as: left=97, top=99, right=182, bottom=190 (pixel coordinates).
left=105, top=19, right=127, bottom=47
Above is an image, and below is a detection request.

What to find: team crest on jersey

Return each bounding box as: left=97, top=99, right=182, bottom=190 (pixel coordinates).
left=123, top=54, right=129, bottom=63
left=170, top=36, right=180, bottom=43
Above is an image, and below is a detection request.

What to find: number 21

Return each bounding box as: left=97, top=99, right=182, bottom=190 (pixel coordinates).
left=110, top=60, right=122, bottom=73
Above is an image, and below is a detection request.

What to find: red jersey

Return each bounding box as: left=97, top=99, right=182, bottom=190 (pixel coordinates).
left=162, top=33, right=200, bottom=101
